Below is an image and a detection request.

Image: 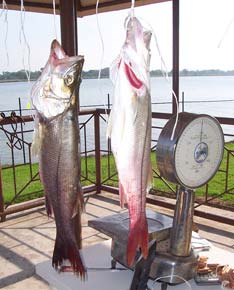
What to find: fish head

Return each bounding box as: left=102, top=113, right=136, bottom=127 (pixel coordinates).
left=120, top=17, right=152, bottom=95
left=31, top=39, right=84, bottom=119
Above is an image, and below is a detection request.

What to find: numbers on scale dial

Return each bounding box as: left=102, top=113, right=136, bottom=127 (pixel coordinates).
left=174, top=116, right=223, bottom=188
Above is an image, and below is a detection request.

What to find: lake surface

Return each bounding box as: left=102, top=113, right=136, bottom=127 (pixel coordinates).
left=0, top=76, right=234, bottom=116
left=0, top=76, right=234, bottom=164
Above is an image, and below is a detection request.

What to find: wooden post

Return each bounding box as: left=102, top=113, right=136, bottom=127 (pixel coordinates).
left=0, top=163, right=5, bottom=222
left=94, top=110, right=101, bottom=193
left=172, top=0, right=179, bottom=114
left=59, top=0, right=78, bottom=56
left=59, top=0, right=80, bottom=109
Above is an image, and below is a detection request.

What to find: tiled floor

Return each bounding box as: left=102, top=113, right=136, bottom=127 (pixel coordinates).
left=0, top=192, right=233, bottom=289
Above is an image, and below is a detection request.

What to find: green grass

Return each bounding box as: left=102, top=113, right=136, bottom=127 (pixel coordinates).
left=2, top=143, right=234, bottom=207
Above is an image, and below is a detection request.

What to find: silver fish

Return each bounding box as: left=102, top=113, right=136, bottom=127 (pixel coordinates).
left=107, top=17, right=152, bottom=266
left=31, top=39, right=86, bottom=278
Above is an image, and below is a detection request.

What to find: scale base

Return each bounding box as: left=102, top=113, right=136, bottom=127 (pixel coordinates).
left=149, top=250, right=198, bottom=284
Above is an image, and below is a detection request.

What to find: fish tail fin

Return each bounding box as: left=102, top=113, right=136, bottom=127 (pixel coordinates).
left=52, top=235, right=86, bottom=279
left=127, top=215, right=149, bottom=266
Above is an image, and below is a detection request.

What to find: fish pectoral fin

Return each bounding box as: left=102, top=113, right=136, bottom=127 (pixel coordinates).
left=31, top=118, right=42, bottom=157
left=106, top=111, right=112, bottom=139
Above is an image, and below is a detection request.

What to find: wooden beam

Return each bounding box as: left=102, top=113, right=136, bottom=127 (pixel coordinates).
left=60, top=0, right=78, bottom=56
left=4, top=0, right=170, bottom=16
left=77, top=0, right=170, bottom=16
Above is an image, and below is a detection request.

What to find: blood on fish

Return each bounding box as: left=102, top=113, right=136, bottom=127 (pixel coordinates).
left=124, top=63, right=143, bottom=89
left=108, top=17, right=152, bottom=267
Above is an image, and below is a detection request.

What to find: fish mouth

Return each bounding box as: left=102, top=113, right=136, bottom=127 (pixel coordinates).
left=50, top=39, right=84, bottom=68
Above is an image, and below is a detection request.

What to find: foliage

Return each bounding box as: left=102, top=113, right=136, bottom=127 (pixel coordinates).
left=2, top=144, right=234, bottom=208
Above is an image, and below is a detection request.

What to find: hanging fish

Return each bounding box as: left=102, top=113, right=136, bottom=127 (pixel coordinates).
left=31, top=39, right=86, bottom=278
left=107, top=16, right=152, bottom=266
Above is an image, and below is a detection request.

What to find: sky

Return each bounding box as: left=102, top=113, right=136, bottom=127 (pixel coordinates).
left=0, top=0, right=234, bottom=73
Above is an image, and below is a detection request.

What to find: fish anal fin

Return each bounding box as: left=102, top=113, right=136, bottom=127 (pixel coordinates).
left=72, top=211, right=82, bottom=250
left=127, top=215, right=149, bottom=266
left=72, top=189, right=84, bottom=219
left=147, top=161, right=153, bottom=192
left=45, top=195, right=53, bottom=217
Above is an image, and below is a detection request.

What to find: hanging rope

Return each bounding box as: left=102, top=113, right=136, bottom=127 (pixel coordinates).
left=130, top=0, right=135, bottom=18
left=52, top=0, right=58, bottom=40
left=19, top=0, right=31, bottom=83
left=0, top=0, right=9, bottom=66
left=135, top=16, right=179, bottom=140
left=218, top=15, right=234, bottom=48
left=95, top=0, right=109, bottom=119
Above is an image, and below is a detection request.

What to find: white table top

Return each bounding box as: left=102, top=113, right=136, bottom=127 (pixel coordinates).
left=36, top=239, right=234, bottom=290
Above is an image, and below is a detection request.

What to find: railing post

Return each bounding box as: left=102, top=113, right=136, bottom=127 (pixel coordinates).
left=0, top=162, right=5, bottom=222
left=94, top=110, right=101, bottom=193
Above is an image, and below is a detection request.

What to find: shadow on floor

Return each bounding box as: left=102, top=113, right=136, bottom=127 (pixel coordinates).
left=0, top=244, right=35, bottom=288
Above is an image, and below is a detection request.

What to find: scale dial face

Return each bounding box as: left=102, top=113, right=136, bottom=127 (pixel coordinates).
left=174, top=115, right=224, bottom=188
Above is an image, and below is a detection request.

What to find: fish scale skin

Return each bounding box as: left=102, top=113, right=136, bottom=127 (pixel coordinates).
left=108, top=17, right=152, bottom=266
left=31, top=40, right=86, bottom=278
left=40, top=106, right=85, bottom=277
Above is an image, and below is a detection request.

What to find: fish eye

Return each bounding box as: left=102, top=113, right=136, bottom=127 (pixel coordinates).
left=64, top=74, right=74, bottom=86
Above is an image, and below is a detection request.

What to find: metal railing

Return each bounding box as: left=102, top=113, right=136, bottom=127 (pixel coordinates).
left=0, top=107, right=234, bottom=224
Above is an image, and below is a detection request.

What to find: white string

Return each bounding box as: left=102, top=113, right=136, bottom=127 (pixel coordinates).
left=218, top=15, right=234, bottom=48
left=138, top=16, right=179, bottom=140
left=19, top=0, right=32, bottom=110
left=130, top=0, right=135, bottom=18
left=0, top=0, right=9, bottom=66
left=19, top=0, right=31, bottom=83
left=95, top=0, right=108, bottom=119
left=152, top=275, right=192, bottom=290
left=52, top=0, right=58, bottom=40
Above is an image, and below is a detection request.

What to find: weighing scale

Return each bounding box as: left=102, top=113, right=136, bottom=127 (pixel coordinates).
left=155, top=112, right=224, bottom=288
left=89, top=112, right=224, bottom=290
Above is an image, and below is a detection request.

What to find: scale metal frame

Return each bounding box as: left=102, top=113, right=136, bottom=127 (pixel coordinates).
left=154, top=111, right=224, bottom=285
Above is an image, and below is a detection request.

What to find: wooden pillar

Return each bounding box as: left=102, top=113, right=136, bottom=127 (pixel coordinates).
left=59, top=0, right=80, bottom=109
left=59, top=0, right=78, bottom=56
left=172, top=0, right=179, bottom=114
left=0, top=163, right=5, bottom=222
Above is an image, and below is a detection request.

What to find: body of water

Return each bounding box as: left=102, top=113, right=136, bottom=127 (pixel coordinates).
left=1, top=76, right=234, bottom=116
left=0, top=76, right=234, bottom=165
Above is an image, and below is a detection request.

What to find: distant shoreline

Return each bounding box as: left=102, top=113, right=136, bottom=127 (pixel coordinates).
left=1, top=68, right=234, bottom=83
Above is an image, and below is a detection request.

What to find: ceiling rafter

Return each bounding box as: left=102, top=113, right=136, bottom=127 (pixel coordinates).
left=3, top=0, right=170, bottom=16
